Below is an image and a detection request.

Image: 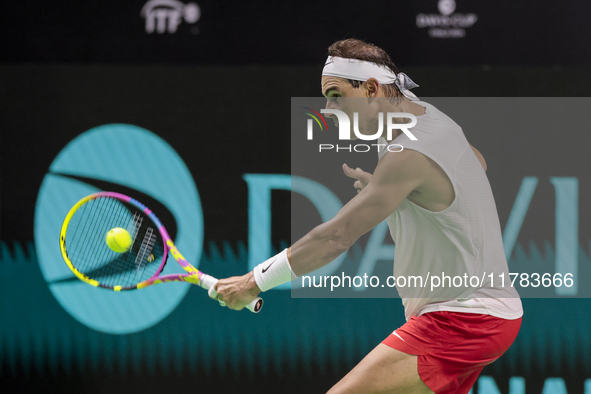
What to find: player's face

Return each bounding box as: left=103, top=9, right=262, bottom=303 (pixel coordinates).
left=321, top=76, right=366, bottom=126
left=321, top=76, right=384, bottom=139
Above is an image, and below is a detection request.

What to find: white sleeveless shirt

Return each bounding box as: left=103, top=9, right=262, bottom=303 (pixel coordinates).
left=379, top=100, right=523, bottom=321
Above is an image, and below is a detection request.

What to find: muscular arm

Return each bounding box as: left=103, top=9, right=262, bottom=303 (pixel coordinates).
left=288, top=149, right=426, bottom=276
left=213, top=150, right=432, bottom=309
left=290, top=144, right=481, bottom=276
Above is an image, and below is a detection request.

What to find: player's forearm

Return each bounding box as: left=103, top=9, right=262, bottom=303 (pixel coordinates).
left=249, top=176, right=406, bottom=292
left=288, top=221, right=353, bottom=277
left=246, top=221, right=353, bottom=294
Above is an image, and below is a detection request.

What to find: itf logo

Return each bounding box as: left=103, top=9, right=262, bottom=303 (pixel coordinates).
left=141, top=0, right=201, bottom=34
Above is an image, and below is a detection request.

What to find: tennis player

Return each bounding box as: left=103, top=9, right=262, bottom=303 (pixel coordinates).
left=212, top=39, right=523, bottom=393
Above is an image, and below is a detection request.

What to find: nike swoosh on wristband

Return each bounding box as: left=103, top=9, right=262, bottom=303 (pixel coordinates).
left=262, top=259, right=276, bottom=273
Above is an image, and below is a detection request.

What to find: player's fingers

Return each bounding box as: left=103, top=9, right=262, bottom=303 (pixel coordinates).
left=343, top=163, right=360, bottom=179
left=226, top=302, right=244, bottom=311
left=356, top=167, right=372, bottom=184
left=354, top=180, right=361, bottom=190
left=208, top=286, right=218, bottom=300
left=344, top=163, right=372, bottom=185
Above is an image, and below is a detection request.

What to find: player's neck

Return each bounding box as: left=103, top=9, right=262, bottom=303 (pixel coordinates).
left=380, top=97, right=421, bottom=113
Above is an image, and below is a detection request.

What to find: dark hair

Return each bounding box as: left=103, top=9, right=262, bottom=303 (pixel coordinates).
left=328, top=39, right=402, bottom=103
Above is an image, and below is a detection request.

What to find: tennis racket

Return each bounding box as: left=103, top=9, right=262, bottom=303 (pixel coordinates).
left=59, top=191, right=263, bottom=313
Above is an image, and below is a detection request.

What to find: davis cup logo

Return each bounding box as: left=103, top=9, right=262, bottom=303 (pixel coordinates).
left=416, top=0, right=477, bottom=38
left=35, top=124, right=203, bottom=334
left=438, top=0, right=456, bottom=16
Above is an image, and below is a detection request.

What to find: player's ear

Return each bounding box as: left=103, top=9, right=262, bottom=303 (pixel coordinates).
left=364, top=78, right=379, bottom=97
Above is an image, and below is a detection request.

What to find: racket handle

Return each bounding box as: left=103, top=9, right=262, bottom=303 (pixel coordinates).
left=200, top=274, right=263, bottom=313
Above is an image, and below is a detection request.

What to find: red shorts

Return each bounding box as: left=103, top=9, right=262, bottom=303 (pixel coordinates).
left=382, top=311, right=522, bottom=394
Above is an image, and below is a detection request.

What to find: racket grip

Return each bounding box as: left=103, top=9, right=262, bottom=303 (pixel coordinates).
left=200, top=274, right=263, bottom=313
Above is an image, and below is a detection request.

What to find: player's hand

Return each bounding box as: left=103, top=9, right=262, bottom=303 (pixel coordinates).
left=343, top=163, right=372, bottom=193
left=210, top=272, right=261, bottom=311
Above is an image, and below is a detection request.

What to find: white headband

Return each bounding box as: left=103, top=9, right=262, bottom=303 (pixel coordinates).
left=322, top=56, right=419, bottom=100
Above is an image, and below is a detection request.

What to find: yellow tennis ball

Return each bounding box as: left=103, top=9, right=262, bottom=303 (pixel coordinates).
left=105, top=228, right=132, bottom=253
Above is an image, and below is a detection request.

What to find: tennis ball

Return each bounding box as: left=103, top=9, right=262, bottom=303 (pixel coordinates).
left=106, top=228, right=133, bottom=253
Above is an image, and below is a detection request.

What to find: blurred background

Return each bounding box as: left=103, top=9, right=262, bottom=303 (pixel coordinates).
left=1, top=1, right=591, bottom=393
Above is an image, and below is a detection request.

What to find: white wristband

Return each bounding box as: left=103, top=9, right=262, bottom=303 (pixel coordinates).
left=253, top=249, right=297, bottom=292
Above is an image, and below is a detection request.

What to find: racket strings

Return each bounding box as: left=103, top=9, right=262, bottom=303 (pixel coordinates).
left=73, top=199, right=106, bottom=274
left=65, top=197, right=164, bottom=288
left=72, top=200, right=102, bottom=272
left=77, top=198, right=125, bottom=276
left=77, top=198, right=117, bottom=274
